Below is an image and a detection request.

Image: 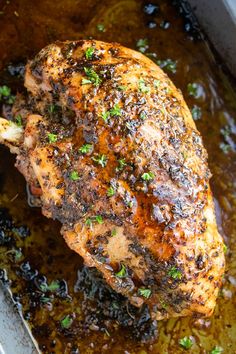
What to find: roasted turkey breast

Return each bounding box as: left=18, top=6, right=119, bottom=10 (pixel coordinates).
left=0, top=40, right=225, bottom=320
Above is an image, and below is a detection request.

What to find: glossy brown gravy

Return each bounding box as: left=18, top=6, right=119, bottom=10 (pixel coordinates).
left=0, top=0, right=236, bottom=353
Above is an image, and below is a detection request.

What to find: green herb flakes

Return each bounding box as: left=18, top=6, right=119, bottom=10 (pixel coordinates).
left=154, top=79, right=160, bottom=88
left=82, top=67, right=101, bottom=86
left=168, top=266, right=182, bottom=280
left=69, top=171, right=80, bottom=181
left=60, top=315, right=73, bottom=329
left=92, top=154, right=107, bottom=167
left=140, top=111, right=147, bottom=120
left=115, top=264, right=127, bottom=278
left=97, top=23, right=105, bottom=32
left=191, top=105, right=202, bottom=120
left=15, top=114, right=22, bottom=127
left=138, top=288, right=152, bottom=298
left=179, top=336, right=193, bottom=350
left=138, top=79, right=150, bottom=93
left=85, top=215, right=103, bottom=227
left=48, top=133, right=57, bottom=143
left=47, top=280, right=60, bottom=292
left=107, top=186, right=115, bottom=197
left=116, top=158, right=126, bottom=171
left=85, top=47, right=95, bottom=60
left=141, top=171, right=154, bottom=181
left=101, top=111, right=110, bottom=122
left=109, top=104, right=121, bottom=117
left=0, top=85, right=15, bottom=104
left=79, top=144, right=93, bottom=154
left=136, top=38, right=149, bottom=53
left=157, top=58, right=177, bottom=74
left=95, top=215, right=103, bottom=224
left=187, top=82, right=198, bottom=98
left=210, top=346, right=224, bottom=354
left=223, top=244, right=227, bottom=254
left=111, top=228, right=117, bottom=236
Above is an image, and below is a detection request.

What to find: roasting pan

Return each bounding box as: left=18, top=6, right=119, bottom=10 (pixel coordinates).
left=0, top=1, right=236, bottom=353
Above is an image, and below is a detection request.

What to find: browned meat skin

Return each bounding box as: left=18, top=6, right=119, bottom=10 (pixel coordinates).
left=0, top=40, right=225, bottom=320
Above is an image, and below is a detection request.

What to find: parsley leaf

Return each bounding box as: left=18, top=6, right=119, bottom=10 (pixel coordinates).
left=97, top=23, right=105, bottom=32
left=48, top=133, right=57, bottom=143
left=136, top=38, right=149, bottom=53
left=187, top=82, right=198, bottom=98
left=82, top=67, right=101, bottom=86
left=138, top=79, right=150, bottom=93
left=210, top=346, right=224, bottom=354
left=116, top=158, right=126, bottom=171
left=157, top=58, right=177, bottom=73
left=69, top=171, right=80, bottom=181
left=85, top=47, right=95, bottom=60
left=141, top=171, right=154, bottom=181
left=115, top=264, right=127, bottom=278
left=15, top=114, right=22, bottom=127
left=168, top=266, right=182, bottom=280
left=85, top=215, right=103, bottom=227
left=191, top=105, right=202, bottom=120
left=109, top=104, right=121, bottom=117
left=92, top=154, right=107, bottom=167
left=79, top=144, right=93, bottom=154
left=107, top=186, right=115, bottom=197
left=138, top=288, right=152, bottom=298
left=47, top=280, right=60, bottom=292
left=60, top=315, right=73, bottom=329
left=179, top=336, right=193, bottom=350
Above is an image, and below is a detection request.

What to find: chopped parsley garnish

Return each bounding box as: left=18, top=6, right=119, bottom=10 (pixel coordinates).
left=0, top=85, right=11, bottom=97
left=187, top=83, right=198, bottom=98
left=48, top=133, right=57, bottom=143
left=141, top=171, right=154, bottom=181
left=0, top=85, right=15, bottom=104
left=82, top=67, right=101, bottom=86
left=109, top=104, right=121, bottom=117
left=69, top=171, right=80, bottom=181
left=85, top=47, right=95, bottom=60
left=116, top=158, right=127, bottom=171
left=85, top=218, right=92, bottom=227
left=168, top=266, right=182, bottom=280
left=179, top=336, right=193, bottom=349
left=101, top=111, right=110, bottom=122
left=191, top=105, right=202, bottom=120
left=157, top=58, right=177, bottom=74
left=107, top=186, right=115, bottom=197
left=111, top=228, right=117, bottom=236
left=138, top=288, right=152, bottom=298
left=154, top=79, right=160, bottom=88
left=95, top=215, right=103, bottom=224
left=60, top=315, right=73, bottom=329
left=92, top=154, right=107, bottom=167
left=140, top=111, right=147, bottom=120
left=219, top=142, right=231, bottom=154
left=223, top=244, right=227, bottom=254
left=79, top=143, right=93, bottom=154
left=117, top=85, right=127, bottom=91
left=85, top=215, right=103, bottom=227
left=115, top=264, right=127, bottom=278
left=101, top=104, right=122, bottom=122
left=138, top=79, right=150, bottom=93
left=210, top=346, right=224, bottom=354
left=136, top=38, right=149, bottom=53
left=48, top=104, right=57, bottom=113
left=47, top=280, right=60, bottom=292
left=15, top=114, right=22, bottom=127
left=97, top=23, right=105, bottom=32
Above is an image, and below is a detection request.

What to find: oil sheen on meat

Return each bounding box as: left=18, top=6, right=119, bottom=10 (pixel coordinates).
left=0, top=40, right=225, bottom=321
